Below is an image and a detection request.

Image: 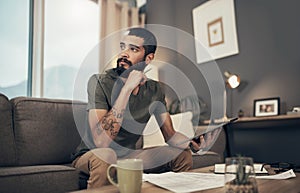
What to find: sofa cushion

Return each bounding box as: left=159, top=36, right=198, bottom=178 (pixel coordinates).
left=0, top=165, right=80, bottom=193
left=11, top=97, right=86, bottom=166
left=209, top=129, right=226, bottom=160
left=0, top=93, right=16, bottom=166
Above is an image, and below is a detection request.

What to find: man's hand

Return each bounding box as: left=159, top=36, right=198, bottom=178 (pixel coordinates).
left=122, top=70, right=147, bottom=92
left=189, top=127, right=222, bottom=153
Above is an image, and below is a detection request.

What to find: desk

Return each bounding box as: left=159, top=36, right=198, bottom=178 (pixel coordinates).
left=224, top=115, right=300, bottom=165
left=70, top=166, right=300, bottom=193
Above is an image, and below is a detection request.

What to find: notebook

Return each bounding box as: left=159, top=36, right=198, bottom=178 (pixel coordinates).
left=214, top=163, right=268, bottom=174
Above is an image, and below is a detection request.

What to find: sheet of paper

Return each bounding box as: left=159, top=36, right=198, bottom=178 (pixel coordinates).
left=143, top=172, right=224, bottom=193
left=256, top=169, right=296, bottom=180
left=214, top=163, right=268, bottom=174
left=143, top=169, right=296, bottom=192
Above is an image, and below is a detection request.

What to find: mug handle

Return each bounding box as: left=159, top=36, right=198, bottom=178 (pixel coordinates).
left=107, top=164, right=118, bottom=187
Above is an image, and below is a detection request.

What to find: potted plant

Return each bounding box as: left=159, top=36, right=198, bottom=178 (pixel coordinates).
left=225, top=157, right=258, bottom=193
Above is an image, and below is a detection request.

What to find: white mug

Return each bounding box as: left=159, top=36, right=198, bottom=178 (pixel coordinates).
left=107, top=159, right=143, bottom=193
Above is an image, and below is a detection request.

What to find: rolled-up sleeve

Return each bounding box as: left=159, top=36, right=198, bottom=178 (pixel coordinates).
left=86, top=74, right=109, bottom=111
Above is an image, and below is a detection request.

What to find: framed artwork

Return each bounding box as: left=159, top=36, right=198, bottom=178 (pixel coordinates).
left=254, top=97, right=280, bottom=117
left=192, top=0, right=239, bottom=64
left=207, top=17, right=224, bottom=47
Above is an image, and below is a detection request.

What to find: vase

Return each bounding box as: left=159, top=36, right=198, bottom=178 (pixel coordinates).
left=224, top=157, right=259, bottom=193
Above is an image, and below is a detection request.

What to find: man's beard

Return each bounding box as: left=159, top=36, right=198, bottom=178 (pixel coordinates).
left=117, top=58, right=133, bottom=68
left=114, top=58, right=132, bottom=76
left=114, top=58, right=146, bottom=78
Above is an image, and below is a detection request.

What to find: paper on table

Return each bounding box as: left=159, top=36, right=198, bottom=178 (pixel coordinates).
left=143, top=172, right=224, bottom=193
left=214, top=163, right=268, bottom=174
left=256, top=169, right=296, bottom=180
left=143, top=170, right=296, bottom=192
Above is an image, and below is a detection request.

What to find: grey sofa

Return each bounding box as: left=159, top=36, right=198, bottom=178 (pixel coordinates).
left=0, top=93, right=225, bottom=193
left=0, top=94, right=86, bottom=193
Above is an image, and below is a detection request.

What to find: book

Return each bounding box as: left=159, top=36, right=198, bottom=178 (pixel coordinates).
left=214, top=163, right=268, bottom=174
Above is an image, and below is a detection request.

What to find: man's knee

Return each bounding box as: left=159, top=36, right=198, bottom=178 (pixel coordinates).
left=173, top=149, right=193, bottom=172
left=90, top=148, right=117, bottom=165
left=86, top=148, right=117, bottom=188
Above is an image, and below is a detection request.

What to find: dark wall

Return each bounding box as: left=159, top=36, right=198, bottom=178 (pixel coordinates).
left=146, top=0, right=300, bottom=118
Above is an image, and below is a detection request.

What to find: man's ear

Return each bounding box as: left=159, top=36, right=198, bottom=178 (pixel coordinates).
left=145, top=53, right=154, bottom=64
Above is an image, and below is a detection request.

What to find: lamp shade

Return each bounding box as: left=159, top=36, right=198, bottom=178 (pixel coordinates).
left=224, top=71, right=240, bottom=89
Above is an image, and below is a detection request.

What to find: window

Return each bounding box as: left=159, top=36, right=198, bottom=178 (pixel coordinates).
left=0, top=0, right=145, bottom=100
left=43, top=0, right=98, bottom=100
left=0, top=0, right=31, bottom=99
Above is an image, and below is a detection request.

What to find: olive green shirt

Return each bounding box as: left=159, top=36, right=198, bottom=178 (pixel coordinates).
left=73, top=68, right=166, bottom=158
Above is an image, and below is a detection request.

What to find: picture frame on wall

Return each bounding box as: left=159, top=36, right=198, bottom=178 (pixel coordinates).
left=192, top=0, right=239, bottom=64
left=253, top=97, right=280, bottom=117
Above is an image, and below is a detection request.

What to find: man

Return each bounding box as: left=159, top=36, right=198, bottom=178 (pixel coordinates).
left=72, top=27, right=218, bottom=189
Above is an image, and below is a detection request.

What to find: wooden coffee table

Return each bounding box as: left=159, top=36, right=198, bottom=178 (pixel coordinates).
left=70, top=166, right=300, bottom=193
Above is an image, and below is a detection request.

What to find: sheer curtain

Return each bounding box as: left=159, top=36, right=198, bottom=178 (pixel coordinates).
left=99, top=0, right=145, bottom=38
left=98, top=0, right=145, bottom=72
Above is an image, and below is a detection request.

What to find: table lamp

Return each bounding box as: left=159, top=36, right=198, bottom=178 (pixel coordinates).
left=224, top=71, right=240, bottom=89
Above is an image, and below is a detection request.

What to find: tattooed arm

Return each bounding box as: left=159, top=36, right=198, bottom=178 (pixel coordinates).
left=88, top=70, right=147, bottom=148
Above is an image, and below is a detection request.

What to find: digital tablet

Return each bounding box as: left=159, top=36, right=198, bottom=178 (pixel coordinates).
left=176, top=117, right=238, bottom=145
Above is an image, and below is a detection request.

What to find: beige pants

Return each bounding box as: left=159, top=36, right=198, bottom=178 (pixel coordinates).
left=72, top=147, right=192, bottom=189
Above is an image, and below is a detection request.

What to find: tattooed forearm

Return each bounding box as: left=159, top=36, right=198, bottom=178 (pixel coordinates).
left=110, top=128, right=119, bottom=137
left=97, top=107, right=125, bottom=138
left=112, top=107, right=124, bottom=119
left=96, top=121, right=102, bottom=135
left=101, top=116, right=115, bottom=131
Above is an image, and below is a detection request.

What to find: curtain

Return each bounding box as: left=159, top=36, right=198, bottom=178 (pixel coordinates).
left=98, top=0, right=145, bottom=72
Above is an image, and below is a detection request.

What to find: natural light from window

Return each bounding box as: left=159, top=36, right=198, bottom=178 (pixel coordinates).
left=44, top=0, right=98, bottom=100
left=0, top=0, right=29, bottom=98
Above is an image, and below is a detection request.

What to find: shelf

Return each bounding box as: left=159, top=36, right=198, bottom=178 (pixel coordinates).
left=224, top=114, right=300, bottom=165
left=237, top=114, right=300, bottom=122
